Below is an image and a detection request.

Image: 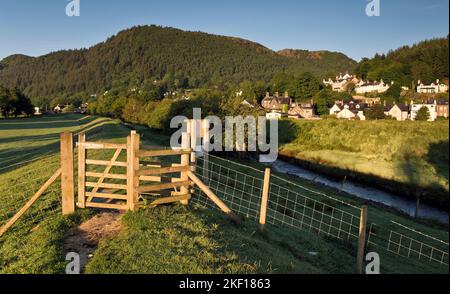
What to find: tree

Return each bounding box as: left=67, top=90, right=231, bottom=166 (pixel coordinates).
left=0, top=86, right=34, bottom=117
left=365, top=104, right=386, bottom=120
left=383, top=83, right=402, bottom=102
left=415, top=106, right=430, bottom=121
left=313, top=89, right=352, bottom=116
left=289, top=72, right=322, bottom=101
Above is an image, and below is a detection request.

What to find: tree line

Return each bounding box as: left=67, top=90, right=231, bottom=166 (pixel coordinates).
left=0, top=25, right=356, bottom=109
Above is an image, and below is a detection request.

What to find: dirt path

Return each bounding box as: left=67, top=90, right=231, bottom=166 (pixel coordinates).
left=63, top=212, right=122, bottom=272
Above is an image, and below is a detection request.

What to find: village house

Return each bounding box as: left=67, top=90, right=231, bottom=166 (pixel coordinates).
left=34, top=107, right=42, bottom=115
left=436, top=100, right=449, bottom=119
left=330, top=101, right=366, bottom=120
left=261, top=91, right=292, bottom=112
left=75, top=103, right=89, bottom=114
left=417, top=80, right=449, bottom=94
left=288, top=102, right=316, bottom=119
left=355, top=79, right=393, bottom=94
left=266, top=111, right=287, bottom=120
left=53, top=104, right=66, bottom=113
left=384, top=103, right=410, bottom=121
left=352, top=96, right=381, bottom=106
left=410, top=100, right=438, bottom=121
left=240, top=99, right=259, bottom=109
left=323, top=73, right=359, bottom=92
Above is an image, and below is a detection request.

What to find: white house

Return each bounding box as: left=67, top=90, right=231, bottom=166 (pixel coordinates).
left=323, top=73, right=359, bottom=92
left=34, top=107, right=42, bottom=115
left=410, top=100, right=438, bottom=121
left=329, top=103, right=343, bottom=115
left=53, top=104, right=66, bottom=113
left=417, top=80, right=449, bottom=94
left=266, top=111, right=286, bottom=120
left=355, top=80, right=392, bottom=94
left=330, top=101, right=366, bottom=120
left=384, top=104, right=409, bottom=121
left=240, top=99, right=256, bottom=108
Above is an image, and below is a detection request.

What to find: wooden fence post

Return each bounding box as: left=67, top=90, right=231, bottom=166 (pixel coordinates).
left=180, top=131, right=191, bottom=205
left=60, top=132, right=75, bottom=215
left=356, top=205, right=368, bottom=274
left=258, top=168, right=271, bottom=232
left=127, top=131, right=140, bottom=211
left=187, top=171, right=241, bottom=224
left=77, top=133, right=86, bottom=208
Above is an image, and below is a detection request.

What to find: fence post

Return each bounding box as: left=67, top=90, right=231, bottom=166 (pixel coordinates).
left=60, top=132, right=75, bottom=215
left=180, top=131, right=191, bottom=205
left=77, top=132, right=86, bottom=208
left=356, top=205, right=368, bottom=274
left=127, top=131, right=140, bottom=211
left=258, top=168, right=271, bottom=232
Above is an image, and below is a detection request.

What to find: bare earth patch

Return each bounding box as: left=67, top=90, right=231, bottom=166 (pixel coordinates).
left=63, top=212, right=122, bottom=272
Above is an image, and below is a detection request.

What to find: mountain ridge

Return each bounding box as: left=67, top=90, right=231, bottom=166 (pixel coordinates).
left=0, top=25, right=356, bottom=104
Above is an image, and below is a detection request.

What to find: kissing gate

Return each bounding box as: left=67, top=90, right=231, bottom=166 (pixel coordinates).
left=59, top=121, right=241, bottom=224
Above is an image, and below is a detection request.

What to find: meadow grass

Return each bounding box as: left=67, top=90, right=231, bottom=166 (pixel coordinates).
left=0, top=114, right=448, bottom=274
left=278, top=119, right=449, bottom=208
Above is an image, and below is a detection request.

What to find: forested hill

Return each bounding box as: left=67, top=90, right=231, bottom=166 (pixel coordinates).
left=355, top=37, right=449, bottom=87
left=0, top=25, right=355, bottom=104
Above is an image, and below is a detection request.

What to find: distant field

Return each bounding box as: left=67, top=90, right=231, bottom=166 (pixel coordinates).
left=0, top=114, right=448, bottom=274
left=279, top=119, right=450, bottom=209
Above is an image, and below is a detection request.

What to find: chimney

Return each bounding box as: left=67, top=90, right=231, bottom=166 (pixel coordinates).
left=437, top=79, right=440, bottom=84
left=275, top=92, right=279, bottom=97
left=418, top=80, right=421, bottom=85
left=284, top=91, right=289, bottom=98
left=266, top=92, right=270, bottom=98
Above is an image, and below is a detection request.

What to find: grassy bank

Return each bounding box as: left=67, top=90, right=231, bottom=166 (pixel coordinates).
left=278, top=119, right=449, bottom=209
left=0, top=114, right=448, bottom=274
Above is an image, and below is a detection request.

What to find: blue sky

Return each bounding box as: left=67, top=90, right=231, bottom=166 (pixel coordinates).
left=0, top=0, right=448, bottom=61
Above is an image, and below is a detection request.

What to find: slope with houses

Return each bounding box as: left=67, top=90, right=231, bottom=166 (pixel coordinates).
left=256, top=73, right=449, bottom=122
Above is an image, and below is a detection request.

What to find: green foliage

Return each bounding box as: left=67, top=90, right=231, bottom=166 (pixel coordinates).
left=365, top=104, right=386, bottom=120
left=0, top=86, right=34, bottom=117
left=355, top=37, right=449, bottom=86
left=416, top=106, right=431, bottom=121
left=269, top=72, right=322, bottom=101
left=313, top=89, right=352, bottom=115
left=383, top=83, right=402, bottom=100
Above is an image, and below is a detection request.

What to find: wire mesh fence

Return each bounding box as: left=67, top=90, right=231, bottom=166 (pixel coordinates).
left=367, top=221, right=449, bottom=266
left=266, top=180, right=360, bottom=241
left=0, top=156, right=63, bottom=272
left=192, top=153, right=449, bottom=270
left=192, top=153, right=361, bottom=244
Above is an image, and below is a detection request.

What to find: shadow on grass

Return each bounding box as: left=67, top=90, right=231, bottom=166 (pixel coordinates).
left=0, top=115, right=128, bottom=174
left=426, top=140, right=449, bottom=182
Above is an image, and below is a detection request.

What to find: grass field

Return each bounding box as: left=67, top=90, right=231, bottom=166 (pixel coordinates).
left=0, top=114, right=448, bottom=274
left=278, top=119, right=449, bottom=209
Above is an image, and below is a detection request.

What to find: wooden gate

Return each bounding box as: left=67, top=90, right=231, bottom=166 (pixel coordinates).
left=76, top=131, right=194, bottom=211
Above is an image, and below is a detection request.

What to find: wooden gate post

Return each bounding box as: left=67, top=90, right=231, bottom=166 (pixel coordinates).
left=356, top=205, right=368, bottom=274
left=180, top=131, right=191, bottom=205
left=77, top=133, right=86, bottom=208
left=127, top=131, right=140, bottom=211
left=60, top=132, right=75, bottom=215
left=258, top=168, right=271, bottom=232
